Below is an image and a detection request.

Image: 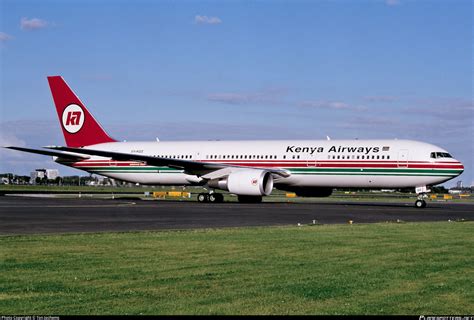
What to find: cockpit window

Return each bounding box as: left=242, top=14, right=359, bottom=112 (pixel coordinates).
left=430, top=152, right=452, bottom=159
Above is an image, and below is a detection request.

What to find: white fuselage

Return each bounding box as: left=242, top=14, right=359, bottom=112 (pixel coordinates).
left=57, top=139, right=463, bottom=190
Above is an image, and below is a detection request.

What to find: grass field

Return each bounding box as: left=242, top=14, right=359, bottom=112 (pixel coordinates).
left=1, top=222, right=473, bottom=315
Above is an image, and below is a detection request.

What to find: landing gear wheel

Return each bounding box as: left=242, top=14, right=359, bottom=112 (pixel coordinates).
left=415, top=199, right=426, bottom=208
left=209, top=193, right=224, bottom=203
left=197, top=193, right=209, bottom=203
left=237, top=195, right=263, bottom=203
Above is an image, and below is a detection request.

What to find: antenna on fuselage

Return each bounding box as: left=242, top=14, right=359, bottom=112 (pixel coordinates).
left=326, top=136, right=331, bottom=141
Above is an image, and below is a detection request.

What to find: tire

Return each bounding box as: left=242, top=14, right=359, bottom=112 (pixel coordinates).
left=209, top=193, right=217, bottom=203
left=415, top=199, right=427, bottom=208
left=237, top=195, right=263, bottom=203
left=197, top=193, right=209, bottom=203
left=208, top=193, right=224, bottom=203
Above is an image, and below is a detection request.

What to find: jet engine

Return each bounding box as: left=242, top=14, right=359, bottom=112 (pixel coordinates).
left=208, top=169, right=274, bottom=196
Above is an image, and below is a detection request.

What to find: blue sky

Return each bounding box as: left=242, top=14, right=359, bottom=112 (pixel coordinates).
left=0, top=0, right=472, bottom=187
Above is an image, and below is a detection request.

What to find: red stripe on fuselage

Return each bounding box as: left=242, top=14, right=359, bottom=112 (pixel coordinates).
left=67, top=159, right=463, bottom=170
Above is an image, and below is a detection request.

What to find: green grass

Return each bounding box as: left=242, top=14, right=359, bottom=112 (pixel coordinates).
left=1, top=222, right=473, bottom=315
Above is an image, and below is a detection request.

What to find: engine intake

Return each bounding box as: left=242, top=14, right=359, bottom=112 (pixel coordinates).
left=208, top=169, right=274, bottom=196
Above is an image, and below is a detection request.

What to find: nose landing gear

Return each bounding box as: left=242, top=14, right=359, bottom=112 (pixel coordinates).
left=414, top=186, right=430, bottom=208
left=415, top=199, right=427, bottom=208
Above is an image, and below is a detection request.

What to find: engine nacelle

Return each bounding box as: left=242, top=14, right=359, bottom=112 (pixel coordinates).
left=208, top=169, right=274, bottom=196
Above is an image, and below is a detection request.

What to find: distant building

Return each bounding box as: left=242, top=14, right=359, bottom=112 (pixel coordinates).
left=449, top=180, right=471, bottom=195
left=46, top=169, right=59, bottom=180
left=30, top=169, right=60, bottom=183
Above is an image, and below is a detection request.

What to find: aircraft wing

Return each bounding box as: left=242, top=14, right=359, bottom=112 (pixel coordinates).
left=4, top=146, right=90, bottom=160
left=47, top=146, right=291, bottom=178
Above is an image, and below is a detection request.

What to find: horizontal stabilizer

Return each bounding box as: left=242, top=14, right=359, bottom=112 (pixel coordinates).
left=4, top=146, right=90, bottom=160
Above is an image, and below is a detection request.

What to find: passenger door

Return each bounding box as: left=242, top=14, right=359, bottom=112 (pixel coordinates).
left=397, top=149, right=409, bottom=168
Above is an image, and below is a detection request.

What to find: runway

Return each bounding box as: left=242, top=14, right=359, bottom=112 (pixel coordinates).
left=0, top=196, right=472, bottom=235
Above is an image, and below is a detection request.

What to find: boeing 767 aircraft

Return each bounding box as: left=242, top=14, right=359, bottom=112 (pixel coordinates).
left=6, top=76, right=464, bottom=207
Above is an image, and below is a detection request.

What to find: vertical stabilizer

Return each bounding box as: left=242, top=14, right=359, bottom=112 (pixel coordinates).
left=47, top=76, right=116, bottom=147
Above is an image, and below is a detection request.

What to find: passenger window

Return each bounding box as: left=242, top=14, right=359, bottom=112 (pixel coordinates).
left=283, top=155, right=286, bottom=159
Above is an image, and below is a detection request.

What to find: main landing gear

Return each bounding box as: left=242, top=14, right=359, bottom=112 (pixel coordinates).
left=197, top=193, right=263, bottom=203
left=414, top=186, right=430, bottom=209
left=197, top=192, right=224, bottom=203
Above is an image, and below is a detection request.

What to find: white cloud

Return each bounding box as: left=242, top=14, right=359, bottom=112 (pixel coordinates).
left=363, top=95, right=398, bottom=103
left=208, top=93, right=249, bottom=104
left=20, top=17, right=48, bottom=31
left=299, top=100, right=369, bottom=112
left=207, top=88, right=289, bottom=106
left=0, top=32, right=13, bottom=42
left=194, top=15, right=222, bottom=25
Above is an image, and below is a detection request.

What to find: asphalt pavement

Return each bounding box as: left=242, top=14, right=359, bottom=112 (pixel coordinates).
left=0, top=196, right=472, bottom=235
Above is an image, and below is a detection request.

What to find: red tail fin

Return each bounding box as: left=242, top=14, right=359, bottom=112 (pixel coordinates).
left=47, top=76, right=116, bottom=147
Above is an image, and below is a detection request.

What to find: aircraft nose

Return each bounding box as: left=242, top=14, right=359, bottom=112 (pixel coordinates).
left=456, top=159, right=464, bottom=175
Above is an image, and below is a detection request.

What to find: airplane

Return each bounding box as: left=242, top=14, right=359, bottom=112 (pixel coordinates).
left=5, top=76, right=464, bottom=208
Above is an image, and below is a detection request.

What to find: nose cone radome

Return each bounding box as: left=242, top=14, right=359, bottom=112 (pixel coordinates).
left=457, top=160, right=465, bottom=176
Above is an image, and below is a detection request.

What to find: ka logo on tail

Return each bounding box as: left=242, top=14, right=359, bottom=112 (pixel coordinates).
left=62, top=104, right=85, bottom=133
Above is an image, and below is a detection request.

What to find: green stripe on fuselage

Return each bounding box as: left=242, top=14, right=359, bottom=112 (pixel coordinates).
left=77, top=165, right=461, bottom=177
